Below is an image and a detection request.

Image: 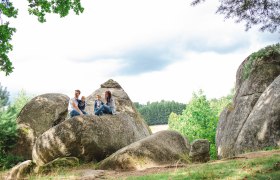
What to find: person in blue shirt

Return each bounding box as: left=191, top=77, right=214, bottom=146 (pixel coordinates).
left=94, top=95, right=104, bottom=116
left=78, top=96, right=87, bottom=115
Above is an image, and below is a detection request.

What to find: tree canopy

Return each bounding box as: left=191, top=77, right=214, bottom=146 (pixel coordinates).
left=0, top=0, right=84, bottom=75
left=192, top=0, right=280, bottom=33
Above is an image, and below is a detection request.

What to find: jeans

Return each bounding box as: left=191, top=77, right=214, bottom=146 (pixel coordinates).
left=70, top=110, right=87, bottom=118
left=94, top=105, right=112, bottom=116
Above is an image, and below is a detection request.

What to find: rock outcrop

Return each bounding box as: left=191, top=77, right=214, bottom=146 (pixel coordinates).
left=99, top=130, right=191, bottom=171
left=10, top=93, right=69, bottom=159
left=6, top=160, right=35, bottom=180
left=216, top=47, right=280, bottom=158
left=32, top=113, right=151, bottom=166
left=189, top=139, right=210, bottom=163
left=35, top=157, right=79, bottom=174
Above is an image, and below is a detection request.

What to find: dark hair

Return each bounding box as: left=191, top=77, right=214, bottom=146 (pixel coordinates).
left=75, top=90, right=81, bottom=94
left=105, top=90, right=112, bottom=103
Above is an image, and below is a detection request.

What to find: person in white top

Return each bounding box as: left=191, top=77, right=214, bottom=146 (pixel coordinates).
left=68, top=90, right=86, bottom=117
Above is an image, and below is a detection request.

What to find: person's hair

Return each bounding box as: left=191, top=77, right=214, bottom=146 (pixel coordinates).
left=96, top=95, right=101, bottom=98
left=81, top=96, right=86, bottom=99
left=105, top=91, right=112, bottom=103
left=75, top=90, right=81, bottom=94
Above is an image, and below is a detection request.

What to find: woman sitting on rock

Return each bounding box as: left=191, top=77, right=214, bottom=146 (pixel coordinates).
left=94, top=91, right=116, bottom=115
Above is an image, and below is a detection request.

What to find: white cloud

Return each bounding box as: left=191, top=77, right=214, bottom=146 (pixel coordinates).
left=1, top=0, right=279, bottom=104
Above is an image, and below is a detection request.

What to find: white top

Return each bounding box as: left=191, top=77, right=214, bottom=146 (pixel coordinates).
left=68, top=98, right=78, bottom=111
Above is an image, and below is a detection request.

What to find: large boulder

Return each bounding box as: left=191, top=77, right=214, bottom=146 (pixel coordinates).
left=99, top=130, right=191, bottom=171
left=9, top=93, right=69, bottom=159
left=235, top=75, right=280, bottom=153
left=32, top=113, right=151, bottom=166
left=216, top=47, right=280, bottom=158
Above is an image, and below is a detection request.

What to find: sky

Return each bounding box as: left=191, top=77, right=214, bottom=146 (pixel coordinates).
left=0, top=0, right=279, bottom=104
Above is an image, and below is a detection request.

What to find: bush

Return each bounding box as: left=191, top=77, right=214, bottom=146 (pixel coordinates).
left=0, top=90, right=32, bottom=170
left=168, top=90, right=233, bottom=159
left=243, top=43, right=280, bottom=80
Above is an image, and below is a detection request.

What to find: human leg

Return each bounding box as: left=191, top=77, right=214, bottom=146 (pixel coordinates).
left=103, top=105, right=112, bottom=114
left=94, top=106, right=104, bottom=116
left=70, top=110, right=80, bottom=117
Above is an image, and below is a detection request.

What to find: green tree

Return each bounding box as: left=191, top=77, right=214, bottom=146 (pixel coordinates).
left=168, top=90, right=233, bottom=159
left=0, top=83, right=9, bottom=108
left=135, top=100, right=186, bottom=125
left=192, top=0, right=280, bottom=33
left=0, top=90, right=31, bottom=169
left=0, top=0, right=84, bottom=75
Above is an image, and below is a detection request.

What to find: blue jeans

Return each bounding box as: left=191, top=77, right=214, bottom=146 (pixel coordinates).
left=70, top=110, right=87, bottom=118
left=94, top=105, right=112, bottom=116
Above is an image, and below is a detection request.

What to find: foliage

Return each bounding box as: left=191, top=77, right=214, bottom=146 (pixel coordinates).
left=0, top=82, right=9, bottom=108
left=0, top=0, right=84, bottom=75
left=168, top=90, right=233, bottom=159
left=126, top=153, right=280, bottom=180
left=0, top=89, right=32, bottom=170
left=134, top=100, right=186, bottom=125
left=243, top=43, right=280, bottom=80
left=192, top=0, right=280, bottom=33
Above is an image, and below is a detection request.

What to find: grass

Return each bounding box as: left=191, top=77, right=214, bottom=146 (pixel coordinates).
left=1, top=151, right=279, bottom=179
left=124, top=154, right=280, bottom=180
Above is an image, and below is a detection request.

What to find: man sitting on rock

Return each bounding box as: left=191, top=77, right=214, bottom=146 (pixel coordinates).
left=69, top=90, right=86, bottom=117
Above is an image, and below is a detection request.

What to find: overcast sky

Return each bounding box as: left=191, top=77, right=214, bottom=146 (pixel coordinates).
left=0, top=0, right=279, bottom=104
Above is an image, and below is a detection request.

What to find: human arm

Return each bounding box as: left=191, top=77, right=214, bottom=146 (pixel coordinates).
left=72, top=99, right=83, bottom=115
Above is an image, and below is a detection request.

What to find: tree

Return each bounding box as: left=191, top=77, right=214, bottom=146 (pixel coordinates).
left=0, top=90, right=32, bottom=169
left=192, top=0, right=280, bottom=33
left=168, top=90, right=233, bottom=159
left=135, top=100, right=186, bottom=125
left=0, top=82, right=9, bottom=108
left=0, top=0, right=84, bottom=75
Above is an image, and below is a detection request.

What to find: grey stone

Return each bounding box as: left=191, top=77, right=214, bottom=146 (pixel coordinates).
left=99, top=130, right=191, bottom=171
left=32, top=113, right=151, bottom=166
left=216, top=53, right=280, bottom=158
left=6, top=160, right=35, bottom=180
left=9, top=93, right=69, bottom=160
left=190, top=139, right=210, bottom=163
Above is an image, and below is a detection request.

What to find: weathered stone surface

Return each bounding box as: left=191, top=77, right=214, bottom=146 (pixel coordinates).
left=216, top=52, right=280, bottom=159
left=35, top=157, right=79, bottom=174
left=100, top=79, right=122, bottom=89
left=9, top=93, right=69, bottom=159
left=6, top=160, right=35, bottom=180
left=9, top=124, right=35, bottom=160
left=32, top=113, right=151, bottom=166
left=99, top=130, right=191, bottom=171
left=235, top=75, right=280, bottom=153
left=189, top=139, right=210, bottom=163
left=17, top=93, right=70, bottom=135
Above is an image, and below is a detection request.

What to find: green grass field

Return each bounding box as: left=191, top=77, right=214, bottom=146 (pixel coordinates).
left=124, top=154, right=280, bottom=180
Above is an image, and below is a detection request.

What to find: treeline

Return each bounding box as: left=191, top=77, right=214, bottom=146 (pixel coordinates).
left=134, top=100, right=186, bottom=125
left=0, top=83, right=32, bottom=170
